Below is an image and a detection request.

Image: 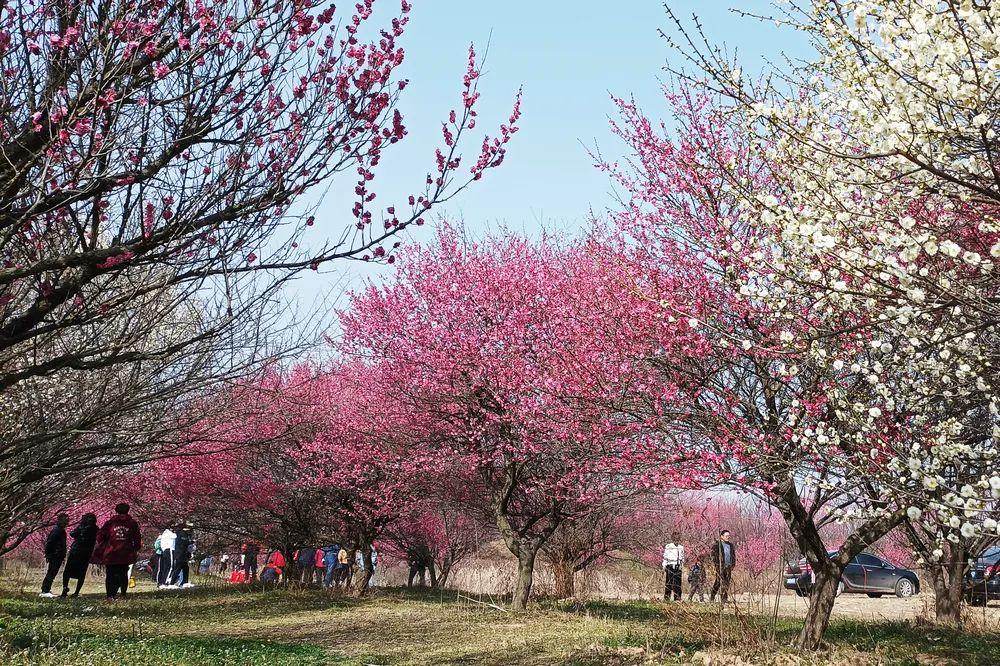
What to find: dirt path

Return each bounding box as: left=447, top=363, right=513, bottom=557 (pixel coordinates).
left=724, top=592, right=1000, bottom=624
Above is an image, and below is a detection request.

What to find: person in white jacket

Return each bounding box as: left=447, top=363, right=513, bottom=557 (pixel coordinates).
left=661, top=531, right=685, bottom=601
left=155, top=527, right=178, bottom=589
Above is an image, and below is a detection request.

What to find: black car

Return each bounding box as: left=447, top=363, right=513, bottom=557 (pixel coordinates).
left=965, top=546, right=1000, bottom=607
left=784, top=552, right=919, bottom=598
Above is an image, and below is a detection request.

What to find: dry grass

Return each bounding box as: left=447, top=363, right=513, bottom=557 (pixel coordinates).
left=0, top=568, right=998, bottom=665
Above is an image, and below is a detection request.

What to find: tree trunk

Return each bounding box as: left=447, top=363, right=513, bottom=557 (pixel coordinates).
left=552, top=557, right=575, bottom=599
left=513, top=547, right=537, bottom=611
left=352, top=546, right=374, bottom=597
left=798, top=566, right=839, bottom=651
left=428, top=560, right=438, bottom=587
left=282, top=546, right=295, bottom=586
left=930, top=552, right=966, bottom=626
left=435, top=554, right=453, bottom=589
left=770, top=478, right=902, bottom=651
left=491, top=463, right=561, bottom=611
left=932, top=574, right=962, bottom=625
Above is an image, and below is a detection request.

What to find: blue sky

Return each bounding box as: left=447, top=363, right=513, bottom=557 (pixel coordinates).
left=295, top=1, right=810, bottom=308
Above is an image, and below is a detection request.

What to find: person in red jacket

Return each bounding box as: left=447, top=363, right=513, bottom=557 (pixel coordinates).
left=92, top=503, right=142, bottom=601
left=313, top=547, right=325, bottom=585
left=260, top=549, right=286, bottom=585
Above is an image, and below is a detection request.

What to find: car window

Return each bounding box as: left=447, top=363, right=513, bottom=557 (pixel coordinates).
left=855, top=554, right=883, bottom=567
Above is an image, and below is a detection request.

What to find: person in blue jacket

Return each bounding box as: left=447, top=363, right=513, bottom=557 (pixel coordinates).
left=322, top=544, right=340, bottom=588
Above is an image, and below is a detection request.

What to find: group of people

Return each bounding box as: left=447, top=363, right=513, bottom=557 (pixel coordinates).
left=42, top=510, right=737, bottom=604
left=40, top=506, right=382, bottom=598
left=39, top=503, right=142, bottom=602
left=153, top=523, right=197, bottom=589
left=225, top=543, right=378, bottom=588
left=661, top=529, right=738, bottom=603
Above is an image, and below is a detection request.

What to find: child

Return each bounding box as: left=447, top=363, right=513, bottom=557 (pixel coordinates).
left=687, top=559, right=706, bottom=602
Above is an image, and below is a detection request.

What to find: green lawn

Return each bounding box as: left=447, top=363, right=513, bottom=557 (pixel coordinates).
left=0, top=578, right=995, bottom=665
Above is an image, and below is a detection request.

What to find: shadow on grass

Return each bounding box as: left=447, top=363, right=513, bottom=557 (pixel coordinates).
left=0, top=584, right=359, bottom=623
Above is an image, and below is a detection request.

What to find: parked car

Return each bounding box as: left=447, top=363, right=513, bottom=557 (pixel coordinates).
left=965, top=546, right=1000, bottom=607
left=784, top=552, right=919, bottom=598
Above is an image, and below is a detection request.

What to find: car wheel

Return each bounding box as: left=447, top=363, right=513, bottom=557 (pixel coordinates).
left=795, top=589, right=807, bottom=598
left=966, top=595, right=987, bottom=607
left=895, top=578, right=915, bottom=598
left=867, top=593, right=883, bottom=598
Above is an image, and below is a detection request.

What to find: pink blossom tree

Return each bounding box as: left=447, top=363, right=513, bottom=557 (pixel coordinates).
left=381, top=502, right=487, bottom=589
left=338, top=226, right=706, bottom=609
left=540, top=499, right=658, bottom=599
left=123, top=362, right=421, bottom=595
left=0, top=0, right=518, bottom=553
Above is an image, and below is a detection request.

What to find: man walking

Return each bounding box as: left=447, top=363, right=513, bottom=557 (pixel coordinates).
left=39, top=513, right=69, bottom=598
left=661, top=531, right=684, bottom=601
left=92, top=503, right=142, bottom=602
left=710, top=529, right=737, bottom=603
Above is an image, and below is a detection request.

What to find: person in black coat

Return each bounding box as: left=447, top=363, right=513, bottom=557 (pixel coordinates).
left=709, top=529, right=738, bottom=603
left=172, top=524, right=195, bottom=586
left=39, top=513, right=70, bottom=597
left=61, top=513, right=98, bottom=597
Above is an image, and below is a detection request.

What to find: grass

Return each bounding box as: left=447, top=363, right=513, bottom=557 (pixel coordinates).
left=0, top=576, right=996, bottom=665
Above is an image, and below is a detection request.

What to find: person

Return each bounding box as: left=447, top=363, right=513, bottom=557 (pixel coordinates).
left=322, top=544, right=340, bottom=588
left=173, top=523, right=195, bottom=587
left=260, top=549, right=286, bottom=585
left=242, top=542, right=260, bottom=581
left=92, top=503, right=142, bottom=602
left=336, top=545, right=350, bottom=586
left=687, top=558, right=707, bottom=602
left=61, top=513, right=98, bottom=598
left=661, top=531, right=684, bottom=601
left=150, top=535, right=161, bottom=584
left=155, top=526, right=178, bottom=588
left=297, top=546, right=317, bottom=584
left=313, top=547, right=325, bottom=584
left=406, top=545, right=426, bottom=588
left=710, top=529, right=737, bottom=603
left=218, top=553, right=230, bottom=574
left=355, top=546, right=379, bottom=588
left=39, top=513, right=70, bottom=598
